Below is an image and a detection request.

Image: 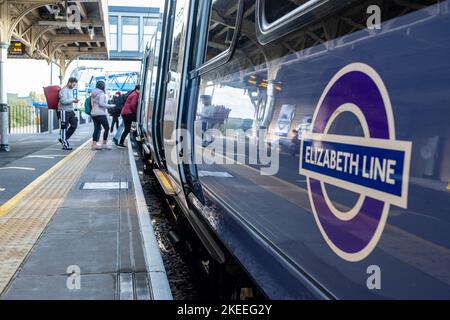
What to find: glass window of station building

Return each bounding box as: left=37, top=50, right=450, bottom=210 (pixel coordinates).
left=108, top=6, right=162, bottom=60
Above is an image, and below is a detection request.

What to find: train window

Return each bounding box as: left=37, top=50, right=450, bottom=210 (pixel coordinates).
left=204, top=0, right=240, bottom=62
left=188, top=0, right=243, bottom=77
left=256, top=0, right=356, bottom=45
left=263, top=0, right=310, bottom=24
left=142, top=17, right=159, bottom=52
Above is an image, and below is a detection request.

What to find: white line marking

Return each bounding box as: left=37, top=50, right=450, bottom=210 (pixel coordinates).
left=82, top=182, right=129, bottom=190
left=198, top=170, right=234, bottom=178
left=0, top=167, right=35, bottom=171
left=26, top=155, right=66, bottom=159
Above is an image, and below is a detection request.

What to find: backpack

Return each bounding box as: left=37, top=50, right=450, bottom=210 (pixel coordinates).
left=43, top=86, right=61, bottom=110
left=123, top=90, right=135, bottom=105
left=108, top=95, right=124, bottom=116
left=84, top=96, right=92, bottom=115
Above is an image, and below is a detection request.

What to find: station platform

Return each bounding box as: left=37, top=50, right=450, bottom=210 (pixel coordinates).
left=0, top=127, right=171, bottom=300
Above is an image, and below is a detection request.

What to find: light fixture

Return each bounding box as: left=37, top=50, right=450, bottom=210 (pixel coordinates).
left=87, top=25, right=95, bottom=40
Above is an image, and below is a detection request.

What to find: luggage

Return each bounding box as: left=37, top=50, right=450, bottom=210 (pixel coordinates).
left=43, top=86, right=61, bottom=110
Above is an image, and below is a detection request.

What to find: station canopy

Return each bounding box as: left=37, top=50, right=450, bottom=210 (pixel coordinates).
left=0, top=0, right=110, bottom=77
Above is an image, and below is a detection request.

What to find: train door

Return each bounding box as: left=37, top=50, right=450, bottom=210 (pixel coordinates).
left=179, top=0, right=243, bottom=203
left=137, top=48, right=151, bottom=139
left=141, top=34, right=158, bottom=142
left=151, top=0, right=176, bottom=169
left=160, top=0, right=192, bottom=207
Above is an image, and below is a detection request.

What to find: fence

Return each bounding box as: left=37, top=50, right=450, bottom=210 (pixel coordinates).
left=38, top=106, right=59, bottom=133
left=7, top=105, right=90, bottom=134
left=8, top=105, right=43, bottom=134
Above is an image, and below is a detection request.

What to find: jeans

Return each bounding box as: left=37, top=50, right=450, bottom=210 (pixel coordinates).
left=110, top=115, right=120, bottom=133
left=114, top=121, right=124, bottom=141
left=120, top=113, right=136, bottom=145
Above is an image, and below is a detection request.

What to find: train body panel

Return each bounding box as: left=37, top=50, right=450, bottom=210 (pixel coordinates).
left=138, top=0, right=450, bottom=299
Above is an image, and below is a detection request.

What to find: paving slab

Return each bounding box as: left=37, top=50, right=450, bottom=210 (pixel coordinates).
left=1, top=139, right=154, bottom=300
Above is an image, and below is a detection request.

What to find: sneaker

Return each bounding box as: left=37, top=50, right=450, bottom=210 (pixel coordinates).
left=62, top=146, right=73, bottom=151
left=59, top=139, right=69, bottom=147
left=91, top=144, right=102, bottom=151
left=116, top=144, right=127, bottom=149
left=102, top=144, right=112, bottom=150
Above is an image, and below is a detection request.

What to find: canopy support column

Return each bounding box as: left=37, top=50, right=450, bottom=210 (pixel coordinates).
left=0, top=41, right=9, bottom=151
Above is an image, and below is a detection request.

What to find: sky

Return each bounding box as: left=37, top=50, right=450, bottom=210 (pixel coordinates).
left=5, top=0, right=164, bottom=97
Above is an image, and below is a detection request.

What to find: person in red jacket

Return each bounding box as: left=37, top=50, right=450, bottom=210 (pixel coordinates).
left=117, top=85, right=140, bottom=148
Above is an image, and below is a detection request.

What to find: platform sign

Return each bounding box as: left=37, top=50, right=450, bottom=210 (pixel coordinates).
left=8, top=41, right=25, bottom=56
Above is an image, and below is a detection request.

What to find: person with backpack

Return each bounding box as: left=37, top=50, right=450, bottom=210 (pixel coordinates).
left=58, top=77, right=79, bottom=150
left=90, top=81, right=115, bottom=150
left=117, top=85, right=140, bottom=149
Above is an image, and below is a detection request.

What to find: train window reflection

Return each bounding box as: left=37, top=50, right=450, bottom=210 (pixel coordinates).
left=262, top=0, right=310, bottom=24
left=204, top=0, right=239, bottom=62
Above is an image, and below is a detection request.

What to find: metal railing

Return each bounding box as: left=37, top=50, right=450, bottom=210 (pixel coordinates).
left=7, top=105, right=90, bottom=135
left=8, top=105, right=42, bottom=134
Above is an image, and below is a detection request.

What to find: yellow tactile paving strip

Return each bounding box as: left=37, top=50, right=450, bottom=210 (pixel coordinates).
left=0, top=141, right=95, bottom=294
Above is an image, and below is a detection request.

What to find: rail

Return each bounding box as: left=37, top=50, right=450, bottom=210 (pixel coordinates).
left=7, top=105, right=90, bottom=134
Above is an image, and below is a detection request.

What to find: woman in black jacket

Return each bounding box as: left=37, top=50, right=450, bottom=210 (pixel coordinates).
left=109, top=91, right=124, bottom=133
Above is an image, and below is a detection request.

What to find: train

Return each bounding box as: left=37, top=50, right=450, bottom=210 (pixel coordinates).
left=134, top=0, right=450, bottom=299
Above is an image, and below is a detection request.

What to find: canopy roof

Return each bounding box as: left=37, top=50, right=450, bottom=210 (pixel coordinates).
left=0, top=0, right=110, bottom=76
